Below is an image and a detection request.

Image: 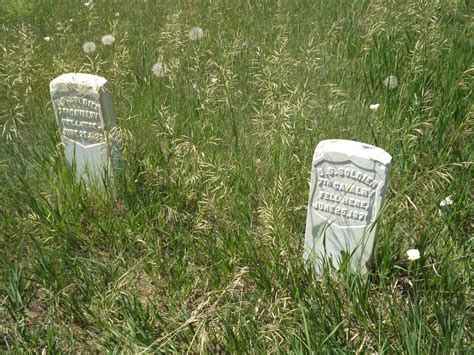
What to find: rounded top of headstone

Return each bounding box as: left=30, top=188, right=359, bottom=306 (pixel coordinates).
left=50, top=73, right=108, bottom=91
left=316, top=139, right=392, bottom=166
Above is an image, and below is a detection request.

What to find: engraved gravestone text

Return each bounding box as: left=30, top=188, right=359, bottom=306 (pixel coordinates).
left=54, top=96, right=103, bottom=145
left=312, top=162, right=381, bottom=227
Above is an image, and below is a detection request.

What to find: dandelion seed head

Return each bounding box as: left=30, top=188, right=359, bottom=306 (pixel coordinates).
left=101, top=34, right=116, bottom=45
left=384, top=75, right=398, bottom=89
left=369, top=103, right=380, bottom=111
left=152, top=61, right=168, bottom=77
left=82, top=41, right=96, bottom=54
left=188, top=26, right=204, bottom=41
left=406, top=249, right=420, bottom=261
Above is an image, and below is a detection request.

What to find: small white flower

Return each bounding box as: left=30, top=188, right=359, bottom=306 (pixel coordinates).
left=439, top=196, right=453, bottom=207
left=406, top=249, right=421, bottom=261
left=384, top=75, right=398, bottom=89
left=101, top=34, right=116, bottom=45
left=188, top=26, right=204, bottom=41
left=82, top=41, right=96, bottom=54
left=255, top=158, right=261, bottom=165
left=152, top=61, right=168, bottom=77
left=369, top=103, right=380, bottom=111
left=210, top=75, right=218, bottom=84
left=69, top=18, right=74, bottom=22
left=84, top=2, right=91, bottom=6
left=44, top=36, right=51, bottom=42
left=115, top=12, right=120, bottom=17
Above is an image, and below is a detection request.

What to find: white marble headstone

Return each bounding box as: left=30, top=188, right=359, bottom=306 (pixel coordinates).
left=304, top=139, right=392, bottom=275
left=50, top=73, right=120, bottom=185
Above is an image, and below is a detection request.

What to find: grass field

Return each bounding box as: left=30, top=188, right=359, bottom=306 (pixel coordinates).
left=1, top=0, right=473, bottom=352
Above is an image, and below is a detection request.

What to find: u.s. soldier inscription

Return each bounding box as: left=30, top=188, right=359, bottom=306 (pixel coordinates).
left=50, top=73, right=121, bottom=185
left=304, top=139, right=392, bottom=275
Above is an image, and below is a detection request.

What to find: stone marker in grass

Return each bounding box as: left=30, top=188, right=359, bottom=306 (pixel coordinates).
left=304, top=139, right=392, bottom=275
left=50, top=73, right=121, bottom=185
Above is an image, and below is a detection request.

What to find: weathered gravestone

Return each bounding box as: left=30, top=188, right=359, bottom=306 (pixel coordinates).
left=50, top=73, right=121, bottom=185
left=304, top=139, right=392, bottom=275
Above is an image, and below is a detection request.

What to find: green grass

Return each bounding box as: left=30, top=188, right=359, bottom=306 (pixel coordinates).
left=1, top=0, right=472, bottom=352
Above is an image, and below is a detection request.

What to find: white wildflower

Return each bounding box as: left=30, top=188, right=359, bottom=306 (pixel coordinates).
left=210, top=75, right=218, bottom=84
left=369, top=103, right=380, bottom=111
left=44, top=36, right=51, bottom=42
left=188, top=26, right=204, bottom=41
left=115, top=12, right=120, bottom=17
left=255, top=158, right=261, bottom=165
left=84, top=1, right=91, bottom=6
left=384, top=75, right=398, bottom=89
left=439, top=196, right=453, bottom=207
left=101, top=34, right=116, bottom=45
left=406, top=249, right=421, bottom=261
left=82, top=41, right=96, bottom=54
left=152, top=61, right=168, bottom=77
